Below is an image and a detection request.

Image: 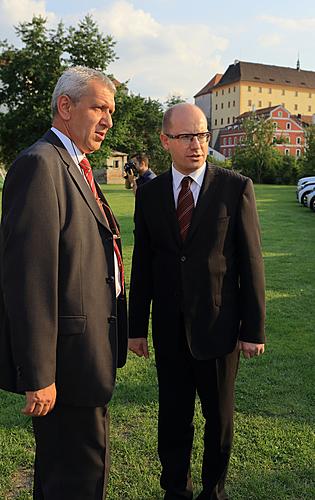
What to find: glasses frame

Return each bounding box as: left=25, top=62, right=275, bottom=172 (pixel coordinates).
left=164, top=132, right=211, bottom=143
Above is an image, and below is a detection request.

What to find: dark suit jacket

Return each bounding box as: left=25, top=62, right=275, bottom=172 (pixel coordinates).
left=129, top=164, right=265, bottom=359
left=0, top=130, right=128, bottom=406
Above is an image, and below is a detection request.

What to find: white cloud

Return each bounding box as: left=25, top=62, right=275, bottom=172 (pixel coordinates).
left=96, top=1, right=229, bottom=101
left=260, top=15, right=315, bottom=31
left=0, top=0, right=56, bottom=41
left=258, top=33, right=282, bottom=48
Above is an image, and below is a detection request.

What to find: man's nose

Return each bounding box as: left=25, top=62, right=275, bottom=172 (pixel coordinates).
left=190, top=136, right=200, bottom=148
left=100, top=112, right=113, bottom=129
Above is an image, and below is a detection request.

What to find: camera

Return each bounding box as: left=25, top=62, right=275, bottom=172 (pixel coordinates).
left=124, top=160, right=138, bottom=178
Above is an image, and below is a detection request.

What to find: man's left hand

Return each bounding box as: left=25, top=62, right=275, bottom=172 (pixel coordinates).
left=239, top=341, right=265, bottom=359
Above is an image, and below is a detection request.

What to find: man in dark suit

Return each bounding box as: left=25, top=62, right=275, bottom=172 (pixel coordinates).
left=0, top=66, right=128, bottom=499
left=128, top=103, right=265, bottom=500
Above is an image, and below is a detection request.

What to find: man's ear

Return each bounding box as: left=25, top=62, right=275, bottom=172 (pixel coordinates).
left=57, top=95, right=72, bottom=120
left=160, top=133, right=170, bottom=151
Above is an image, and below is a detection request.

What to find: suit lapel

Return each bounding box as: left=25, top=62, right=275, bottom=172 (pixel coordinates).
left=161, top=170, right=182, bottom=247
left=185, top=164, right=218, bottom=244
left=43, top=130, right=112, bottom=232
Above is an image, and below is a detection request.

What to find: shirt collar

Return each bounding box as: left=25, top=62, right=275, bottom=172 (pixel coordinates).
left=172, top=162, right=207, bottom=190
left=51, top=127, right=85, bottom=165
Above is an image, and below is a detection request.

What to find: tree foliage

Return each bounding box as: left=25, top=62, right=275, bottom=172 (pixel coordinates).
left=300, top=125, right=315, bottom=177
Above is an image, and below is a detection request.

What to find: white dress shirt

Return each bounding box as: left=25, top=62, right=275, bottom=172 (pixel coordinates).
left=51, top=127, right=121, bottom=297
left=172, top=163, right=207, bottom=208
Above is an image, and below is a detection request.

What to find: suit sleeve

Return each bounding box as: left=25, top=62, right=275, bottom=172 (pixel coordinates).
left=128, top=187, right=153, bottom=339
left=237, top=178, right=266, bottom=343
left=1, top=153, right=60, bottom=391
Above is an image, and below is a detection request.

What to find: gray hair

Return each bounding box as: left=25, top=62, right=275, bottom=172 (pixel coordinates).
left=51, top=66, right=116, bottom=116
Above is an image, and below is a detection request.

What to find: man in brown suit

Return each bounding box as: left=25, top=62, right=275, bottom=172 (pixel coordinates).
left=0, top=66, right=127, bottom=499
left=128, top=103, right=265, bottom=499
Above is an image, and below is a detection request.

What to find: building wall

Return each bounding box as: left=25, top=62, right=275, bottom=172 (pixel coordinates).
left=211, top=84, right=241, bottom=144
left=195, top=94, right=211, bottom=121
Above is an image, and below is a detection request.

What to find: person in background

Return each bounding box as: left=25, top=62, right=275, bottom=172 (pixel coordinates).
left=126, top=152, right=156, bottom=194
left=128, top=103, right=265, bottom=500
left=0, top=66, right=128, bottom=500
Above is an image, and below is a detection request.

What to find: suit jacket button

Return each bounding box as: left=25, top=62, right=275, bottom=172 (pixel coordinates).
left=108, top=316, right=117, bottom=324
left=106, top=276, right=115, bottom=284
left=180, top=256, right=186, bottom=262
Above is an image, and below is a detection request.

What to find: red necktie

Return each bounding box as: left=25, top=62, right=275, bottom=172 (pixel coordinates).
left=177, top=176, right=194, bottom=241
left=79, top=157, right=124, bottom=293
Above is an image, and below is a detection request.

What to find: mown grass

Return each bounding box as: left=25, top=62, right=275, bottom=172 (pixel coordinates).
left=0, top=184, right=314, bottom=499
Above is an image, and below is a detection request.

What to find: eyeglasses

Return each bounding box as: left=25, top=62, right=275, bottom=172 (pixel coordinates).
left=164, top=132, right=211, bottom=144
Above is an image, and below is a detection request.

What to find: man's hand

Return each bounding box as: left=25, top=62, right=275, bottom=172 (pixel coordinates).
left=128, top=338, right=149, bottom=358
left=239, top=341, right=265, bottom=359
left=22, top=383, right=57, bottom=417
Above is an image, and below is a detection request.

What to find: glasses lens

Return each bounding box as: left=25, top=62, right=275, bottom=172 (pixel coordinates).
left=197, top=133, right=210, bottom=143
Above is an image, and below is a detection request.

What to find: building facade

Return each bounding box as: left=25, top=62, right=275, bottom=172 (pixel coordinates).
left=219, top=105, right=305, bottom=159
left=194, top=60, right=315, bottom=148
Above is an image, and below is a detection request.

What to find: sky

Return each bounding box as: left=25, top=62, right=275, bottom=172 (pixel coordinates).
left=1, top=0, right=314, bottom=102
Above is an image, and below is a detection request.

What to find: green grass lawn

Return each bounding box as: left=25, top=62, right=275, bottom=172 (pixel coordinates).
left=0, top=184, right=314, bottom=499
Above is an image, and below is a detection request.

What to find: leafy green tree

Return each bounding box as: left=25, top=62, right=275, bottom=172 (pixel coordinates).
left=233, top=114, right=281, bottom=183
left=300, top=125, right=315, bottom=177
left=0, top=15, right=117, bottom=168
left=164, top=95, right=186, bottom=108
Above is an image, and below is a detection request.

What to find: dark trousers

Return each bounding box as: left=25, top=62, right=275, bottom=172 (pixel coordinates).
left=32, top=404, right=109, bottom=500
left=155, top=338, right=239, bottom=500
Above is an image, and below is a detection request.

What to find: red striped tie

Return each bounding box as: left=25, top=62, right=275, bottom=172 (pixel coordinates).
left=80, top=157, right=124, bottom=293
left=177, top=176, right=194, bottom=241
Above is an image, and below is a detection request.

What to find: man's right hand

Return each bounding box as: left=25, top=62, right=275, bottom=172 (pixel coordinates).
left=128, top=338, right=149, bottom=358
left=22, top=382, right=57, bottom=417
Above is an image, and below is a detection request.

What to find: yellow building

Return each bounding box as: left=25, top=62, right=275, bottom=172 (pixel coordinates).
left=195, top=60, right=315, bottom=147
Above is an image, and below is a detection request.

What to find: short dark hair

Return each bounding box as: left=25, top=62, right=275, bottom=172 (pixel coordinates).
left=130, top=153, right=149, bottom=166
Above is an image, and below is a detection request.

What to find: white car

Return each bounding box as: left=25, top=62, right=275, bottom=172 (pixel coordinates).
left=306, top=187, right=315, bottom=212
left=298, top=182, right=315, bottom=205
left=296, top=176, right=315, bottom=200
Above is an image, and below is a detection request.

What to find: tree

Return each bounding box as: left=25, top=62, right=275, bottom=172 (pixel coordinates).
left=301, top=125, right=315, bottom=177
left=164, top=95, right=186, bottom=108
left=0, top=15, right=117, bottom=168
left=232, top=114, right=281, bottom=183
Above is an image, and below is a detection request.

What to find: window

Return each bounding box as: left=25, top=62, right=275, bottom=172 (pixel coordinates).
left=233, top=100, right=235, bottom=107
left=297, top=137, right=301, bottom=145
left=228, top=148, right=232, bottom=156
left=248, top=100, right=252, bottom=106
left=234, top=137, right=238, bottom=144
left=228, top=101, right=231, bottom=108
left=214, top=119, right=217, bottom=126
left=227, top=117, right=230, bottom=124
left=228, top=87, right=231, bottom=93
left=215, top=91, right=218, bottom=96
left=233, top=86, right=236, bottom=92
left=221, top=118, right=224, bottom=125
left=114, top=160, right=119, bottom=168
left=259, top=87, right=262, bottom=93
left=282, top=103, right=285, bottom=107
left=308, top=106, right=312, bottom=112
left=223, top=137, right=227, bottom=145
left=285, top=149, right=289, bottom=156
left=296, top=149, right=301, bottom=157
left=286, top=123, right=291, bottom=130
left=309, top=93, right=312, bottom=98
left=258, top=101, right=262, bottom=107
left=221, top=103, right=224, bottom=109
left=222, top=89, right=224, bottom=95
left=278, top=111, right=282, bottom=117
left=228, top=137, right=232, bottom=145
left=273, top=122, right=277, bottom=129
left=269, top=101, right=272, bottom=107
left=233, top=116, right=235, bottom=122
left=282, top=89, right=285, bottom=95
left=295, top=91, right=298, bottom=97
left=269, top=88, right=272, bottom=94
left=248, top=86, right=251, bottom=92
left=215, top=104, right=218, bottom=110
left=294, top=104, right=298, bottom=111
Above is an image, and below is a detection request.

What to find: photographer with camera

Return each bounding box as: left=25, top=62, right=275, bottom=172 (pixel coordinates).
left=124, top=153, right=156, bottom=194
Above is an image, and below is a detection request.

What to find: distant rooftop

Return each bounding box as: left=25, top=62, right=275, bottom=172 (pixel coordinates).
left=213, top=61, right=315, bottom=90
left=194, top=73, right=223, bottom=98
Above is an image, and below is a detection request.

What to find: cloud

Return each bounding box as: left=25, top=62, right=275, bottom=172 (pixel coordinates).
left=96, top=1, right=229, bottom=101
left=258, top=33, right=282, bottom=48
left=0, top=0, right=56, bottom=41
left=260, top=15, right=315, bottom=31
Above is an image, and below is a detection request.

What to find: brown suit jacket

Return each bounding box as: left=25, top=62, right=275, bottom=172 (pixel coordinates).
left=0, top=130, right=127, bottom=406
left=129, top=164, right=265, bottom=359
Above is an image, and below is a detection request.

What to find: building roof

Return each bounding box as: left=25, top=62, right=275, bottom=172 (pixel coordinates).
left=194, top=73, right=222, bottom=98
left=213, top=61, right=315, bottom=90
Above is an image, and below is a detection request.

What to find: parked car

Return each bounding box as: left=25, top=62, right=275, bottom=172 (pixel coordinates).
left=306, top=187, right=315, bottom=212
left=296, top=177, right=315, bottom=200
left=298, top=182, right=315, bottom=205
